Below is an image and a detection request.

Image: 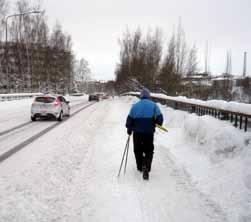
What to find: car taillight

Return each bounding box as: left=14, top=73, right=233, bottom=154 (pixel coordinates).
left=53, top=99, right=61, bottom=106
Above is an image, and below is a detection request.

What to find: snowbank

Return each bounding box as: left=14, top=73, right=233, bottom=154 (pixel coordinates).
left=127, top=92, right=251, bottom=115
left=183, top=114, right=249, bottom=162
left=156, top=101, right=251, bottom=222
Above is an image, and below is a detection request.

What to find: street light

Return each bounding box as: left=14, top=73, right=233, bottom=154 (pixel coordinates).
left=5, top=10, right=43, bottom=45
left=5, top=10, right=43, bottom=92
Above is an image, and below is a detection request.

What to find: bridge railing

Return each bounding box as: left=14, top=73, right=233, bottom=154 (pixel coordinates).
left=124, top=92, right=251, bottom=132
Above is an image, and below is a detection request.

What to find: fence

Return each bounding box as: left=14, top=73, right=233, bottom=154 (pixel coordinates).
left=125, top=92, right=251, bottom=132
left=0, top=93, right=43, bottom=102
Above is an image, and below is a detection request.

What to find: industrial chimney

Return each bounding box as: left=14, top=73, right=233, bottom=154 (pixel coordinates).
left=243, top=52, right=247, bottom=77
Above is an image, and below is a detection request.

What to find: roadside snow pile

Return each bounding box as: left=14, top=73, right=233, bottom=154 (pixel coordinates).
left=156, top=101, right=251, bottom=222
left=127, top=92, right=251, bottom=115
left=182, top=115, right=250, bottom=162
left=160, top=107, right=187, bottom=129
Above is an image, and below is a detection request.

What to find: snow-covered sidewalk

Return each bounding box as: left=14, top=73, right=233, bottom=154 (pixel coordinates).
left=0, top=96, right=250, bottom=222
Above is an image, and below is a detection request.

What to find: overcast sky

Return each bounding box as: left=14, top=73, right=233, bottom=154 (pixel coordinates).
left=40, top=0, right=251, bottom=80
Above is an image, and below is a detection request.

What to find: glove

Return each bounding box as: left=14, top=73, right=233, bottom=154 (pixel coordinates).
left=127, top=128, right=132, bottom=135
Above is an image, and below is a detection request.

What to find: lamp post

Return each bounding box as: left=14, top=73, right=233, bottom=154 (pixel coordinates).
left=5, top=10, right=43, bottom=92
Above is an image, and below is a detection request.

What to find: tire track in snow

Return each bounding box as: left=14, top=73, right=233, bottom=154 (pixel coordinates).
left=47, top=101, right=111, bottom=221
left=0, top=121, right=34, bottom=137
left=0, top=101, right=104, bottom=222
left=59, top=100, right=139, bottom=221
left=0, top=100, right=89, bottom=137
left=0, top=102, right=96, bottom=164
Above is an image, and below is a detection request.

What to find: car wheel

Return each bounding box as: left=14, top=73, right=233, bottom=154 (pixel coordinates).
left=31, top=116, right=36, bottom=121
left=65, top=108, right=70, bottom=117
left=57, top=112, right=63, bottom=121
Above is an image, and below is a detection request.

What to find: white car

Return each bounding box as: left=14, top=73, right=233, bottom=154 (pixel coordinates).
left=31, top=95, right=70, bottom=121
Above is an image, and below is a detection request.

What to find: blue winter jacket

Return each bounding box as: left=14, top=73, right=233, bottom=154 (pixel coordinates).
left=126, top=99, right=163, bottom=135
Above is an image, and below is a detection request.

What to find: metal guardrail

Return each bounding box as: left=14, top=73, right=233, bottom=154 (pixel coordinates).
left=125, top=92, right=251, bottom=132
left=0, top=93, right=43, bottom=102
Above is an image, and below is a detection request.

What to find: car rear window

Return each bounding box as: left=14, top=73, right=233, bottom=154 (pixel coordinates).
left=35, top=96, right=55, bottom=103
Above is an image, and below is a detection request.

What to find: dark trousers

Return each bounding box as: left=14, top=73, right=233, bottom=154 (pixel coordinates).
left=133, top=132, right=154, bottom=172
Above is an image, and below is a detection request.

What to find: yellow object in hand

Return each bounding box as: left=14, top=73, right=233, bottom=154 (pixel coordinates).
left=156, top=124, right=168, bottom=132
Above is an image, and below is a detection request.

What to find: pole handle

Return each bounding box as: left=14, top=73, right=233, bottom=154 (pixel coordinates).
left=156, top=124, right=168, bottom=132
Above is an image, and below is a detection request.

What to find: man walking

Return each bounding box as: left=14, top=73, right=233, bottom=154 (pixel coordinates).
left=126, top=89, right=163, bottom=180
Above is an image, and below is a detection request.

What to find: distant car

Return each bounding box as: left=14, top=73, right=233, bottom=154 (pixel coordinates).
left=88, top=94, right=99, bottom=101
left=101, top=94, right=109, bottom=99
left=31, top=95, right=70, bottom=121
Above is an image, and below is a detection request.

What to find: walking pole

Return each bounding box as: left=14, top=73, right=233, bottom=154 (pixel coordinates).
left=117, top=135, right=130, bottom=177
left=124, top=136, right=130, bottom=174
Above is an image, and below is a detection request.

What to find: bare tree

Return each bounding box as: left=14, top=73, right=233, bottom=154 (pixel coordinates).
left=175, top=19, right=187, bottom=76
left=158, top=35, right=181, bottom=95
left=115, top=27, right=162, bottom=92
left=144, top=28, right=162, bottom=89
left=186, top=44, right=198, bottom=77
left=0, top=0, right=76, bottom=93
left=0, top=0, right=8, bottom=89
left=48, top=22, right=74, bottom=93
left=0, top=0, right=8, bottom=40
left=74, top=58, right=91, bottom=92
left=5, top=0, right=46, bottom=92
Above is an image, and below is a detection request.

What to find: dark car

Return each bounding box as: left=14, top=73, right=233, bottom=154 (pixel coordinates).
left=88, top=94, right=99, bottom=101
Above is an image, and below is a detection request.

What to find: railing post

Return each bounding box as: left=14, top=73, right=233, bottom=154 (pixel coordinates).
left=191, top=105, right=195, bottom=113
left=234, top=115, right=238, bottom=127
left=245, top=117, right=248, bottom=132
left=240, top=116, right=243, bottom=129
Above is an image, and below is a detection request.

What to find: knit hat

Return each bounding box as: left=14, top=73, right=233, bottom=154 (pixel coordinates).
left=140, top=88, right=150, bottom=99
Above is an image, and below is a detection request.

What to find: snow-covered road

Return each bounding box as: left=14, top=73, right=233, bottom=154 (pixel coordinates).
left=0, top=96, right=251, bottom=222
left=0, top=96, right=88, bottom=133
left=0, top=96, right=93, bottom=162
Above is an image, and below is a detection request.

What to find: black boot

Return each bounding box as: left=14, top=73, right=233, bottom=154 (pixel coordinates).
left=142, top=165, right=149, bottom=180
left=146, top=152, right=153, bottom=172
left=134, top=151, right=143, bottom=173
left=137, top=166, right=142, bottom=172
left=142, top=158, right=149, bottom=180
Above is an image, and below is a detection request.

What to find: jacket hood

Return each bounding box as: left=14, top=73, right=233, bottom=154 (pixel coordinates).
left=140, top=89, right=150, bottom=99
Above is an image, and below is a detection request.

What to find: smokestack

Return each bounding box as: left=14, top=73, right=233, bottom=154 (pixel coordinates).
left=243, top=52, right=247, bottom=77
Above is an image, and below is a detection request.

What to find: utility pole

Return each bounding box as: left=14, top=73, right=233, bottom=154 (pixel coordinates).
left=243, top=52, right=247, bottom=77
